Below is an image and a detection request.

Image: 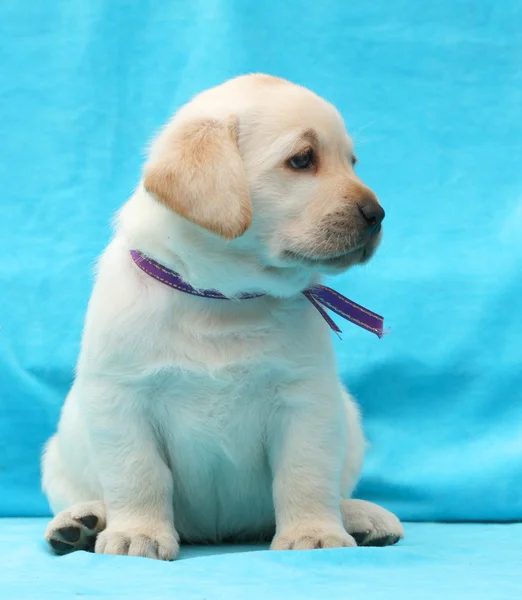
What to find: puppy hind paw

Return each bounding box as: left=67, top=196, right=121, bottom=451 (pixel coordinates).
left=45, top=501, right=106, bottom=555
left=341, top=499, right=404, bottom=547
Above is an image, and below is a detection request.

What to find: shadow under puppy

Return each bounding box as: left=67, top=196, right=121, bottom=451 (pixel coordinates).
left=42, top=74, right=403, bottom=560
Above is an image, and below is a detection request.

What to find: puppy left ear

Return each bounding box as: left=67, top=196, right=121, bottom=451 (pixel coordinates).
left=143, top=116, right=251, bottom=240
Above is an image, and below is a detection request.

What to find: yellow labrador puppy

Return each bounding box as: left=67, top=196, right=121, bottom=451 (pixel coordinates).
left=42, top=74, right=403, bottom=560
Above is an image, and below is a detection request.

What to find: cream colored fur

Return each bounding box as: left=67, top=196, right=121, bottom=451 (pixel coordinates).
left=42, top=74, right=403, bottom=560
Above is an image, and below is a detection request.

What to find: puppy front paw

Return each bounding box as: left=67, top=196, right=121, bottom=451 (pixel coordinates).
left=271, top=521, right=356, bottom=550
left=95, top=522, right=179, bottom=560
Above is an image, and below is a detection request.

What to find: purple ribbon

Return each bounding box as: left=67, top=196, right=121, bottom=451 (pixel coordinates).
left=130, top=250, right=385, bottom=338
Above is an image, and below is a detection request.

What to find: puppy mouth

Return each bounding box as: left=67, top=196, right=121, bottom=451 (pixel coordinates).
left=279, top=229, right=382, bottom=272
left=281, top=247, right=368, bottom=271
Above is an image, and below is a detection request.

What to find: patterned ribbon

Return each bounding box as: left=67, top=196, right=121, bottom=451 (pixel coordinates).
left=130, top=250, right=384, bottom=338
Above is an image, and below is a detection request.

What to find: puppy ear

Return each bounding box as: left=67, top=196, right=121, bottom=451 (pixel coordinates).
left=143, top=116, right=251, bottom=240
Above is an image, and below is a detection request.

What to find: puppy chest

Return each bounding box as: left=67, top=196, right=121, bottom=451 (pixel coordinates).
left=149, top=367, right=280, bottom=466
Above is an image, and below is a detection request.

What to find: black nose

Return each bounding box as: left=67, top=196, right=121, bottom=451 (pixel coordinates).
left=358, top=201, right=385, bottom=233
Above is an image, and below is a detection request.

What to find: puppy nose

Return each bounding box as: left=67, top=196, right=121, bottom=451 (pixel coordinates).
left=358, top=200, right=385, bottom=233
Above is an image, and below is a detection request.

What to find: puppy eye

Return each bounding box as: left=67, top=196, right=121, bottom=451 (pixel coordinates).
left=288, top=148, right=315, bottom=170
left=351, top=155, right=358, bottom=167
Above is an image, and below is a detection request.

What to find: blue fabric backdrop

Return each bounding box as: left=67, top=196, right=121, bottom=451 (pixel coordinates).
left=1, top=0, right=521, bottom=525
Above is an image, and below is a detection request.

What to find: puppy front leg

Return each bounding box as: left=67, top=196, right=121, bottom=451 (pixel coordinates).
left=269, top=380, right=356, bottom=550
left=80, top=378, right=178, bottom=560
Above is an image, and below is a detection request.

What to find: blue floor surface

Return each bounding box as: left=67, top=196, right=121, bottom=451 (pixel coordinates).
left=1, top=520, right=520, bottom=599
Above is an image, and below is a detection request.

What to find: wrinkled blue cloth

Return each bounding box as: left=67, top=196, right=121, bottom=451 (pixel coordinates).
left=1, top=0, right=521, bottom=596
left=1, top=521, right=521, bottom=600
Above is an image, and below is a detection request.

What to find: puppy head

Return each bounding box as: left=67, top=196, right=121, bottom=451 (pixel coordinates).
left=144, top=74, right=384, bottom=280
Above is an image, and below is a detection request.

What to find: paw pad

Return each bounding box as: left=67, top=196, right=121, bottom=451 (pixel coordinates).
left=57, top=526, right=81, bottom=543
left=49, top=539, right=75, bottom=555
left=77, top=515, right=98, bottom=530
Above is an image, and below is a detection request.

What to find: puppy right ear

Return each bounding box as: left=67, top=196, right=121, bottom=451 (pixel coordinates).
left=143, top=116, right=251, bottom=240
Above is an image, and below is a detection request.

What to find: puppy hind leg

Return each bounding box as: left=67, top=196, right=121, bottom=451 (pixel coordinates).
left=42, top=435, right=106, bottom=555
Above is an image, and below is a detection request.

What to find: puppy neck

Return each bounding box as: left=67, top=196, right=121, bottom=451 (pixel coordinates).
left=116, top=186, right=320, bottom=299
